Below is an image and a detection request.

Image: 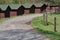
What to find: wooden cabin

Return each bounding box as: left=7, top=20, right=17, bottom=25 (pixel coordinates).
left=0, top=4, right=50, bottom=18
left=10, top=10, right=17, bottom=17
left=0, top=5, right=8, bottom=18
left=17, top=5, right=25, bottom=15
left=10, top=4, right=20, bottom=17
left=24, top=8, right=30, bottom=14
left=40, top=4, right=48, bottom=12
left=23, top=4, right=32, bottom=14
left=5, top=5, right=11, bottom=18
left=34, top=4, right=42, bottom=13
left=30, top=5, right=35, bottom=13
left=50, top=6, right=60, bottom=13
left=35, top=7, right=41, bottom=13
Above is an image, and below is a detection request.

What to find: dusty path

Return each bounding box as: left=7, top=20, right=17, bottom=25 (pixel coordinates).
left=0, top=14, right=49, bottom=40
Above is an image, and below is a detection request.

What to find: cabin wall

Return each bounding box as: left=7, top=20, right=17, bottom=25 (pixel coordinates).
left=50, top=7, right=60, bottom=13
left=45, top=6, right=60, bottom=13
left=24, top=10, right=30, bottom=14
left=10, top=11, right=17, bottom=17
left=54, top=7, right=60, bottom=12
left=30, top=5, right=35, bottom=13
left=0, top=13, right=5, bottom=18
left=51, top=7, right=55, bottom=12
left=35, top=8, right=41, bottom=13
left=30, top=8, right=35, bottom=13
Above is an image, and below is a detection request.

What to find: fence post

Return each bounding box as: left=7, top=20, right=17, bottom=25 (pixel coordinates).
left=54, top=17, right=57, bottom=32
left=45, top=10, right=48, bottom=25
left=43, top=13, right=45, bottom=25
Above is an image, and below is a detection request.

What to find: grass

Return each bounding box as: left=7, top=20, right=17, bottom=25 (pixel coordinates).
left=0, top=16, right=17, bottom=22
left=32, top=13, right=60, bottom=40
left=23, top=13, right=35, bottom=16
left=0, top=18, right=9, bottom=22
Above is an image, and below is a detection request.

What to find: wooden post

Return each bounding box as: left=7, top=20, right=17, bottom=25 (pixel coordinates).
left=43, top=13, right=45, bottom=25
left=54, top=17, right=57, bottom=32
left=45, top=9, right=48, bottom=25
left=45, top=10, right=48, bottom=25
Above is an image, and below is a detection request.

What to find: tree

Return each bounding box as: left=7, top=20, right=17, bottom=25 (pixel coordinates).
left=12, top=0, right=19, bottom=4
left=0, top=0, right=5, bottom=4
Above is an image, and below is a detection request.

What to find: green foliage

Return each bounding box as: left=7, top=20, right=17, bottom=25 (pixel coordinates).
left=12, top=0, right=19, bottom=4
left=0, top=0, right=5, bottom=4
left=0, top=0, right=60, bottom=6
left=44, top=0, right=60, bottom=6
left=0, top=0, right=31, bottom=4
left=32, top=13, right=60, bottom=40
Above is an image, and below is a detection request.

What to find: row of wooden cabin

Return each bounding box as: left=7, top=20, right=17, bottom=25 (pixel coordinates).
left=0, top=4, right=60, bottom=18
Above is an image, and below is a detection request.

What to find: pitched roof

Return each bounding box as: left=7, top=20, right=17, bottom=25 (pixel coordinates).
left=31, top=4, right=36, bottom=8
left=18, top=5, right=25, bottom=9
left=0, top=5, right=8, bottom=11
left=6, top=6, right=11, bottom=10
left=0, top=4, right=21, bottom=10
left=9, top=4, right=21, bottom=9
left=22, top=3, right=32, bottom=8
left=0, top=4, right=44, bottom=11
left=34, top=3, right=44, bottom=7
